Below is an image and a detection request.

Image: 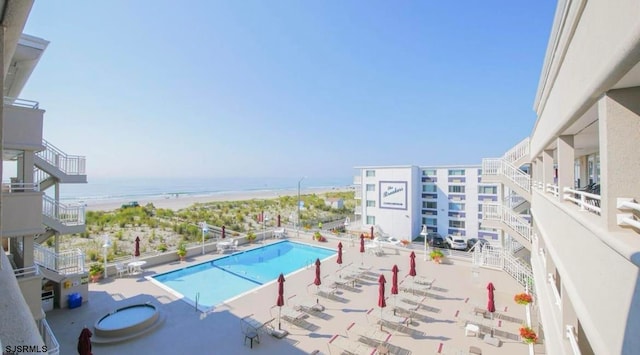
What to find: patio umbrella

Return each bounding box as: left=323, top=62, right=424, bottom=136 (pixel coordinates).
left=314, top=258, right=322, bottom=304
left=134, top=236, right=141, bottom=258
left=277, top=214, right=281, bottom=228
left=487, top=282, right=496, bottom=314
left=409, top=251, right=417, bottom=294
left=222, top=225, right=226, bottom=239
left=391, top=264, right=399, bottom=315
left=360, top=234, right=365, bottom=265
left=370, top=225, right=374, bottom=240
left=337, top=242, right=343, bottom=265
left=277, top=273, right=285, bottom=330
left=378, top=274, right=387, bottom=330
left=77, top=327, right=93, bottom=355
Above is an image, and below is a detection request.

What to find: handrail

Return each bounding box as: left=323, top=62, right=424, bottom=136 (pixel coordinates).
left=504, top=194, right=526, bottom=209
left=563, top=187, right=601, bottom=215
left=503, top=137, right=530, bottom=164
left=13, top=264, right=39, bottom=278
left=548, top=273, right=562, bottom=311
left=43, top=195, right=86, bottom=226
left=353, top=176, right=362, bottom=185
left=34, top=167, right=50, bottom=186
left=483, top=203, right=532, bottom=243
left=1, top=182, right=39, bottom=192
left=546, top=183, right=559, bottom=197
left=38, top=319, right=60, bottom=355
left=566, top=325, right=582, bottom=355
left=482, top=158, right=531, bottom=194
left=4, top=96, right=40, bottom=109
left=617, top=198, right=640, bottom=230
left=34, top=244, right=85, bottom=274
left=37, top=139, right=86, bottom=176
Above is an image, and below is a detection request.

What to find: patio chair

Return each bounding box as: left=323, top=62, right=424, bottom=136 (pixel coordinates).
left=328, top=335, right=371, bottom=355
left=240, top=316, right=261, bottom=348
left=115, top=262, right=128, bottom=278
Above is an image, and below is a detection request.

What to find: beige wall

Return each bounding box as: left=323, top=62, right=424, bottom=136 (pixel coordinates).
left=1, top=191, right=44, bottom=237
left=532, top=191, right=640, bottom=354
left=17, top=273, right=44, bottom=320
left=2, top=105, right=44, bottom=150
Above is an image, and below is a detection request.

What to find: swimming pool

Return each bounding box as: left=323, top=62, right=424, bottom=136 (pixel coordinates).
left=151, top=241, right=335, bottom=309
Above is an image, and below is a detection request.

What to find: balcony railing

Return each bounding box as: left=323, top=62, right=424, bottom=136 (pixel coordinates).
left=37, top=139, right=86, bottom=176
left=482, top=158, right=531, bottom=194
left=503, top=137, right=530, bottom=164
left=548, top=273, right=562, bottom=311
left=483, top=203, right=532, bottom=243
left=34, top=244, right=85, bottom=274
left=617, top=198, right=640, bottom=231
left=38, top=319, right=60, bottom=355
left=354, top=190, right=362, bottom=199
left=563, top=187, right=601, bottom=215
left=546, top=183, right=559, bottom=197
left=566, top=325, right=582, bottom=355
left=1, top=181, right=39, bottom=193
left=353, top=176, right=362, bottom=185
left=43, top=195, right=85, bottom=226
left=4, top=96, right=40, bottom=109
left=13, top=265, right=39, bottom=278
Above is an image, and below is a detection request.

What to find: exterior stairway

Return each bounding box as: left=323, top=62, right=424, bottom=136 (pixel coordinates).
left=482, top=203, right=532, bottom=249
left=33, top=139, right=87, bottom=184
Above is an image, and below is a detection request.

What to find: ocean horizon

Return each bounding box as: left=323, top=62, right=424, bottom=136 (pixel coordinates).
left=55, top=176, right=353, bottom=203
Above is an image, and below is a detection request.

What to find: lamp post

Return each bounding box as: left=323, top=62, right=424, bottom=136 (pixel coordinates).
left=201, top=222, right=208, bottom=255
left=420, top=225, right=428, bottom=261
left=297, top=177, right=305, bottom=238
left=102, top=234, right=111, bottom=278
left=262, top=212, right=268, bottom=243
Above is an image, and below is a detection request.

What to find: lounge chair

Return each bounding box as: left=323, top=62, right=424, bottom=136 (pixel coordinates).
left=346, top=322, right=391, bottom=346
left=271, top=306, right=310, bottom=329
left=328, top=335, right=371, bottom=355
left=290, top=295, right=325, bottom=313
left=115, top=262, right=128, bottom=278
left=413, top=275, right=435, bottom=287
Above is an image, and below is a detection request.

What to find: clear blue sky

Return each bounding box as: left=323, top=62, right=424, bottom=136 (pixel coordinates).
left=21, top=1, right=557, bottom=179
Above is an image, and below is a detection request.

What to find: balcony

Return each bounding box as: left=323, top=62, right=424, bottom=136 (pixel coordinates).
left=15, top=265, right=43, bottom=320
left=1, top=189, right=44, bottom=237
left=3, top=98, right=44, bottom=151
left=353, top=176, right=362, bottom=185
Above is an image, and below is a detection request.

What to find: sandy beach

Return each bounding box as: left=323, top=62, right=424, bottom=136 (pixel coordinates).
left=85, top=186, right=353, bottom=212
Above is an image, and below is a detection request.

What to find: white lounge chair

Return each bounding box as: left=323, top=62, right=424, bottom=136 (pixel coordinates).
left=115, top=262, right=128, bottom=277
left=346, top=322, right=391, bottom=346
left=328, top=335, right=371, bottom=355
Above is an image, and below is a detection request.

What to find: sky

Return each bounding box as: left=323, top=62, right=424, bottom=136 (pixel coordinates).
left=20, top=1, right=557, bottom=180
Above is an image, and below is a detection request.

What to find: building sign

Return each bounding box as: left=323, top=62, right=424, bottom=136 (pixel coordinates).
left=379, top=181, right=408, bottom=210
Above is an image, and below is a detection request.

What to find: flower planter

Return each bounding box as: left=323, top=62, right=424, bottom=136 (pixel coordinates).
left=90, top=272, right=102, bottom=283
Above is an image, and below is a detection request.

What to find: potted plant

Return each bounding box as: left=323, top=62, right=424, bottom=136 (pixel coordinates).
left=246, top=231, right=256, bottom=244
left=400, top=239, right=411, bottom=247
left=519, top=326, right=538, bottom=344
left=514, top=293, right=533, bottom=305
left=429, top=249, right=444, bottom=263
left=89, top=263, right=104, bottom=282
left=177, top=243, right=187, bottom=261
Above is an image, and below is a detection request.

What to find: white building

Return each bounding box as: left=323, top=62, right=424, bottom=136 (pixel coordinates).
left=353, top=165, right=499, bottom=242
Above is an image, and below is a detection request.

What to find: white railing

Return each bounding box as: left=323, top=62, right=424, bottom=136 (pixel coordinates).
left=563, top=187, right=601, bottom=215
left=13, top=264, right=39, bottom=278
left=37, top=139, right=86, bottom=176
left=503, top=252, right=534, bottom=292
left=483, top=203, right=532, bottom=243
left=354, top=206, right=362, bottom=214
left=548, top=273, right=562, bottom=311
left=34, top=167, right=50, bottom=186
left=617, top=198, right=640, bottom=230
left=353, top=176, right=362, bottom=185
left=503, top=137, right=530, bottom=164
left=4, top=96, right=40, bottom=109
left=482, top=158, right=531, bottom=194
left=1, top=182, right=39, bottom=192
left=566, top=325, right=582, bottom=355
left=504, top=193, right=526, bottom=209
left=546, top=183, right=559, bottom=197
left=34, top=244, right=85, bottom=274
left=354, top=190, right=362, bottom=199
left=532, top=180, right=544, bottom=190
left=38, top=319, right=60, bottom=355
left=504, top=236, right=525, bottom=254
left=43, top=195, right=85, bottom=226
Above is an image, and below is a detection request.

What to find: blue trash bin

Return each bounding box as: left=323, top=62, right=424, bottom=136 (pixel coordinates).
left=68, top=293, right=82, bottom=309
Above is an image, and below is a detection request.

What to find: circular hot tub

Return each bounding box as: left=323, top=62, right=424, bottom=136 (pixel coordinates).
left=94, top=303, right=161, bottom=342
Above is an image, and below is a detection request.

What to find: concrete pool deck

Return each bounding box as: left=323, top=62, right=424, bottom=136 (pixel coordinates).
left=45, top=237, right=536, bottom=354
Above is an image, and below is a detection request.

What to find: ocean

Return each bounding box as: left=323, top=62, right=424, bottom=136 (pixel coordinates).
left=55, top=176, right=353, bottom=203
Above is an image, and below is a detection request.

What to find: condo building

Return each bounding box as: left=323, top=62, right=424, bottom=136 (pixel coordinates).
left=352, top=165, right=499, bottom=242
left=1, top=2, right=87, bottom=352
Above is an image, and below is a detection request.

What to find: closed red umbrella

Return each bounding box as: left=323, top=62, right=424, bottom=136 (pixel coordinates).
left=277, top=214, right=281, bottom=228
left=487, top=282, right=496, bottom=313
left=134, top=236, right=140, bottom=258
left=360, top=234, right=365, bottom=265
left=277, top=273, right=285, bottom=330
left=370, top=225, right=374, bottom=240
left=77, top=327, right=93, bottom=355
left=378, top=274, right=387, bottom=330
left=222, top=225, right=226, bottom=239
left=337, top=242, right=343, bottom=265
left=391, top=265, right=399, bottom=315
left=409, top=251, right=417, bottom=277
left=314, top=258, right=322, bottom=304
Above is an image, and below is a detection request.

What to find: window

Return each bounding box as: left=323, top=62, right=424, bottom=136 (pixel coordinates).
left=423, top=201, right=437, bottom=209
left=478, top=168, right=482, bottom=175
left=449, top=220, right=465, bottom=229
left=366, top=184, right=375, bottom=192
left=448, top=202, right=465, bottom=211
left=424, top=217, right=437, bottom=226
left=422, top=169, right=436, bottom=176
left=422, top=184, right=436, bottom=192
left=448, top=169, right=465, bottom=176
left=365, top=170, right=376, bottom=177
left=478, top=186, right=497, bottom=194
left=448, top=185, right=465, bottom=193
left=366, top=200, right=375, bottom=207
left=366, top=216, right=376, bottom=225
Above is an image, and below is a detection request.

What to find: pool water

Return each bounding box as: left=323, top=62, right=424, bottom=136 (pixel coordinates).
left=152, top=241, right=335, bottom=308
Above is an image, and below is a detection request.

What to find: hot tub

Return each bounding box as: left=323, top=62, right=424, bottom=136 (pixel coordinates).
left=94, top=303, right=160, bottom=339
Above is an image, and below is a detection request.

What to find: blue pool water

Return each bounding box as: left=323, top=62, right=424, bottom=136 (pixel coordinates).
left=152, top=241, right=335, bottom=308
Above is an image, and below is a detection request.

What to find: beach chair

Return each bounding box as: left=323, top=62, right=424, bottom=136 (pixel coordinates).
left=413, top=275, right=435, bottom=287
left=328, top=335, right=371, bottom=355
left=290, top=295, right=325, bottom=313
left=346, top=322, right=392, bottom=347
left=115, top=262, right=128, bottom=278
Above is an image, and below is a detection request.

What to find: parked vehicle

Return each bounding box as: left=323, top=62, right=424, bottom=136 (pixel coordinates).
left=429, top=234, right=446, bottom=248
left=121, top=201, right=140, bottom=209
left=446, top=235, right=467, bottom=250
left=466, top=238, right=491, bottom=251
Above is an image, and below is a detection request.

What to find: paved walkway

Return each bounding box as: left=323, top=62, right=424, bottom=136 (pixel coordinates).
left=46, top=238, right=533, bottom=354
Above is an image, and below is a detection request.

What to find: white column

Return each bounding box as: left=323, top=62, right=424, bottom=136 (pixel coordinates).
left=556, top=135, right=575, bottom=198
left=542, top=150, right=555, bottom=190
